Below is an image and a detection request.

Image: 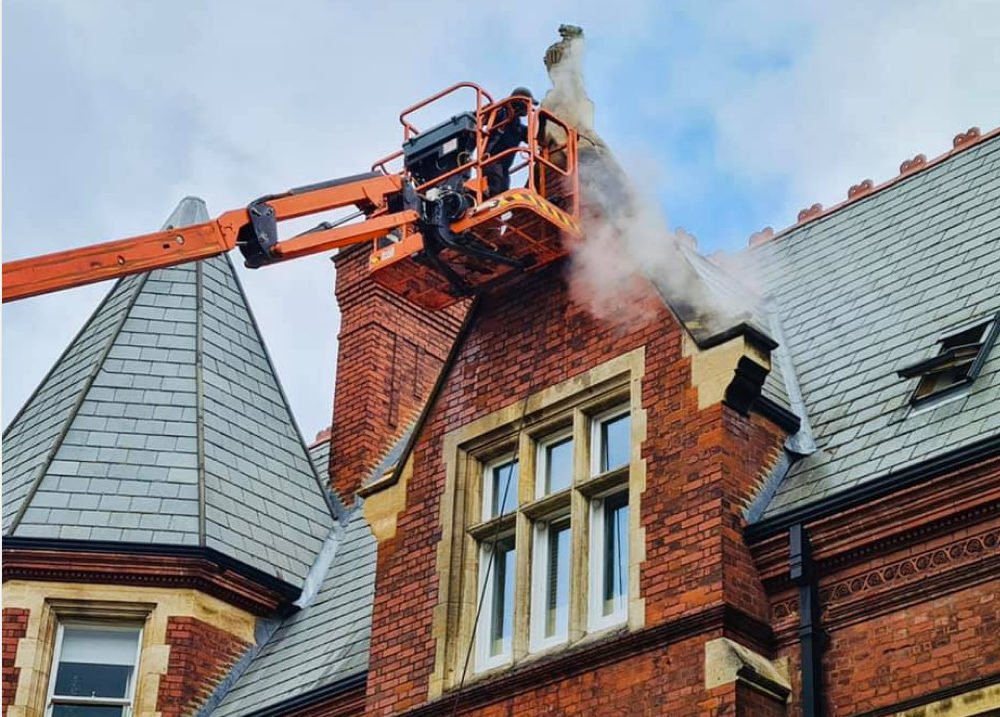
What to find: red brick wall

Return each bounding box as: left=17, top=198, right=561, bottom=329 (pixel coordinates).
left=364, top=266, right=787, bottom=715
left=2, top=608, right=29, bottom=717
left=452, top=635, right=712, bottom=716
left=329, top=244, right=467, bottom=499
left=720, top=409, right=786, bottom=624
left=156, top=616, right=251, bottom=717
left=734, top=681, right=787, bottom=717
left=765, top=496, right=1000, bottom=715
left=822, top=582, right=999, bottom=713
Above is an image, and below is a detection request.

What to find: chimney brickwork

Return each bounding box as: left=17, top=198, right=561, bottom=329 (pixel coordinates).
left=329, top=244, right=467, bottom=501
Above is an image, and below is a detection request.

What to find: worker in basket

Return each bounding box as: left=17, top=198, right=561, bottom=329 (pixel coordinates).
left=483, top=87, right=535, bottom=198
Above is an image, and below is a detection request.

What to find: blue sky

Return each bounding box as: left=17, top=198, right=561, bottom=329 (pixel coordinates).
left=4, top=0, right=1000, bottom=437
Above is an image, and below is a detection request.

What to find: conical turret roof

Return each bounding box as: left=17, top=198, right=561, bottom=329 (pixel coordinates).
left=2, top=198, right=336, bottom=587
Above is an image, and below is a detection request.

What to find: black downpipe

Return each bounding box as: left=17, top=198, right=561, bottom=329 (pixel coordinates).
left=790, top=523, right=824, bottom=717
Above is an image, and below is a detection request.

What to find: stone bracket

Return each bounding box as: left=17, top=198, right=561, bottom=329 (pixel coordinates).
left=704, top=637, right=791, bottom=702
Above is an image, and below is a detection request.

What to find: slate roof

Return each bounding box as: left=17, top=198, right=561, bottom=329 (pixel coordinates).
left=648, top=240, right=774, bottom=349
left=209, top=436, right=377, bottom=717
left=750, top=132, right=1000, bottom=519
left=2, top=198, right=336, bottom=586
left=5, top=127, right=996, bottom=717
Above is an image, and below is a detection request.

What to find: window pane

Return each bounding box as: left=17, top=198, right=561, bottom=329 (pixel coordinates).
left=489, top=537, right=516, bottom=657
left=600, top=413, right=631, bottom=473
left=60, top=629, right=138, bottom=666
left=53, top=663, right=133, bottom=699
left=54, top=628, right=139, bottom=700
left=602, top=492, right=629, bottom=617
left=544, top=437, right=573, bottom=494
left=490, top=460, right=518, bottom=518
left=545, top=519, right=571, bottom=638
left=51, top=706, right=125, bottom=717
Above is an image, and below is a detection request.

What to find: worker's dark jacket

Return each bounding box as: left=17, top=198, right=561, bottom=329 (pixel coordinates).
left=484, top=107, right=528, bottom=197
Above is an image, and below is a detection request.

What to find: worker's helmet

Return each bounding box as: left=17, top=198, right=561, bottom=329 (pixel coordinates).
left=509, top=86, right=535, bottom=115
left=511, top=86, right=535, bottom=102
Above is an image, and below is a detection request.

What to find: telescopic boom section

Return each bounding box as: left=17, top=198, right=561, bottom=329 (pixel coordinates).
left=4, top=82, right=583, bottom=309
left=2, top=173, right=412, bottom=303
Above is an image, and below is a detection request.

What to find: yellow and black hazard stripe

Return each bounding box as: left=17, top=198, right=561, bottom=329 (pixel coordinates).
left=497, top=190, right=581, bottom=234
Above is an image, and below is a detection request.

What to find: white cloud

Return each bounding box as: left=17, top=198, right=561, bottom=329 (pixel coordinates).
left=4, top=0, right=998, bottom=437
left=650, top=1, right=1000, bottom=229
left=2, top=0, right=664, bottom=436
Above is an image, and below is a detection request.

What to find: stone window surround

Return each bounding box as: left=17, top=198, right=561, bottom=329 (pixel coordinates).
left=429, top=348, right=648, bottom=699
left=9, top=594, right=154, bottom=717
left=44, top=613, right=146, bottom=717
left=2, top=582, right=256, bottom=717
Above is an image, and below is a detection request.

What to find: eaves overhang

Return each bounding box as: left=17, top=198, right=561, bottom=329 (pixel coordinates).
left=240, top=672, right=367, bottom=717
left=2, top=537, right=302, bottom=617
left=744, top=434, right=1000, bottom=543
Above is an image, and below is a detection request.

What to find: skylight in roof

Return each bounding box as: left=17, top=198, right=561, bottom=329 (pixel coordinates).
left=897, top=314, right=999, bottom=404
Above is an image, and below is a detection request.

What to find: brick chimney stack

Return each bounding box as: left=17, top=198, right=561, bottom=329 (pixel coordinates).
left=328, top=244, right=467, bottom=501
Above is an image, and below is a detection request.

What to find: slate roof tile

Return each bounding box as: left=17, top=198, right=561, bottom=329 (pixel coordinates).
left=2, top=198, right=336, bottom=588
left=752, top=133, right=1000, bottom=520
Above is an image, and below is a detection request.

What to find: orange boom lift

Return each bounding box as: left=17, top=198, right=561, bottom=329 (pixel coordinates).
left=3, top=84, right=580, bottom=309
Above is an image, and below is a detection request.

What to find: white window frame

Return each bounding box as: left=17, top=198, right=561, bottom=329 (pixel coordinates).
left=529, top=514, right=572, bottom=652
left=45, top=621, right=143, bottom=717
left=534, top=428, right=574, bottom=499
left=474, top=536, right=515, bottom=672
left=481, top=454, right=518, bottom=521
left=590, top=405, right=631, bottom=477
left=588, top=489, right=630, bottom=632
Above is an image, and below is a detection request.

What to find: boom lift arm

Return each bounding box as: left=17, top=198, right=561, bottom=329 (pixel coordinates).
left=2, top=173, right=415, bottom=302
left=3, top=83, right=581, bottom=310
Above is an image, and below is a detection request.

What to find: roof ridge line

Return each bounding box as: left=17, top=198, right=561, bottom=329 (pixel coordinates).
left=749, top=124, right=1000, bottom=249
left=8, top=272, right=152, bottom=534
left=196, top=260, right=208, bottom=547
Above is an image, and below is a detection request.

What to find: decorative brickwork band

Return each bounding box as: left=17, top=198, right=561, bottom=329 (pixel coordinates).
left=2, top=541, right=299, bottom=616
left=771, top=526, right=1000, bottom=624
left=772, top=597, right=796, bottom=623
left=821, top=527, right=999, bottom=605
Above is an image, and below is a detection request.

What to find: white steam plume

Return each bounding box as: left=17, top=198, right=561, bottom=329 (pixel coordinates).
left=540, top=26, right=755, bottom=333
